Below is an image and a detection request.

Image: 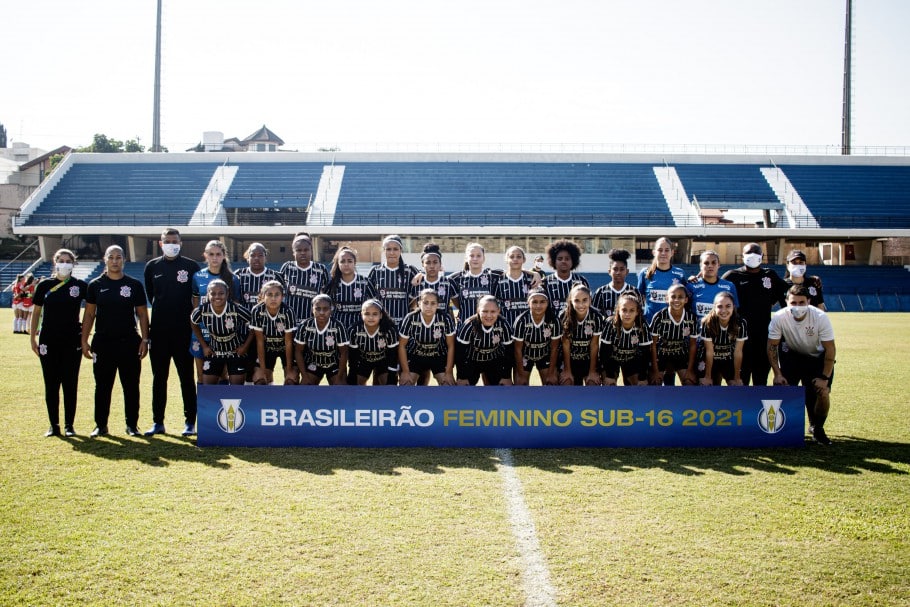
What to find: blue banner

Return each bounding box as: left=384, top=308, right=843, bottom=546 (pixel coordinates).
left=197, top=385, right=805, bottom=448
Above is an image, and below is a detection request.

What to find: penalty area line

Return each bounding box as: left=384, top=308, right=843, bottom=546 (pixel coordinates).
left=495, top=447, right=558, bottom=607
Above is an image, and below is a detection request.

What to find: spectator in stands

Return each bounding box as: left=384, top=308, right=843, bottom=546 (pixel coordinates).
left=494, top=246, right=537, bottom=328
left=294, top=294, right=349, bottom=385
left=411, top=243, right=454, bottom=313
left=531, top=255, right=547, bottom=279
left=722, top=243, right=788, bottom=385
left=600, top=293, right=653, bottom=386
left=513, top=289, right=562, bottom=386
left=398, top=288, right=457, bottom=386
left=559, top=284, right=604, bottom=386
left=649, top=284, right=698, bottom=386
left=783, top=250, right=825, bottom=310
left=768, top=285, right=836, bottom=445
left=689, top=250, right=739, bottom=323
left=81, top=245, right=149, bottom=437
left=592, top=248, right=639, bottom=319
left=191, top=240, right=240, bottom=383
left=637, top=237, right=686, bottom=325
left=699, top=291, right=747, bottom=386
left=455, top=295, right=514, bottom=386
left=327, top=246, right=378, bottom=331
left=144, top=228, right=201, bottom=437
left=347, top=299, right=400, bottom=386
left=249, top=280, right=297, bottom=385
left=234, top=242, right=284, bottom=308
left=449, top=242, right=500, bottom=322
left=543, top=239, right=589, bottom=317
left=191, top=280, right=253, bottom=386
left=30, top=249, right=87, bottom=437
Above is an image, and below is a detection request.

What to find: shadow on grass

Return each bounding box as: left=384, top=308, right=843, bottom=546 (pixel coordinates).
left=512, top=436, right=910, bottom=476
left=62, top=433, right=909, bottom=477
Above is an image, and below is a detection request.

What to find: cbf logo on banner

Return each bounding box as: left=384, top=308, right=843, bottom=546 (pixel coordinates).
left=197, top=386, right=805, bottom=448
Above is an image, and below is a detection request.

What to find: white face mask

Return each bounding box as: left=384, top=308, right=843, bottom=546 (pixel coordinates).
left=787, top=264, right=807, bottom=278
left=55, top=262, right=74, bottom=277
left=789, top=305, right=809, bottom=318
left=162, top=243, right=182, bottom=258
left=743, top=253, right=762, bottom=269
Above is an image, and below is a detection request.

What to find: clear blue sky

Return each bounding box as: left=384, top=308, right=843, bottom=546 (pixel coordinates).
left=2, top=0, right=908, bottom=152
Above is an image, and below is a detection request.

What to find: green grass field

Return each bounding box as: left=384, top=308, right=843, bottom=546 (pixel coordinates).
left=1, top=310, right=908, bottom=606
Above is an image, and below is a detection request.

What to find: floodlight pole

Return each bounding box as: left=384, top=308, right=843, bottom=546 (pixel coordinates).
left=152, top=0, right=162, bottom=152
left=841, top=0, right=852, bottom=156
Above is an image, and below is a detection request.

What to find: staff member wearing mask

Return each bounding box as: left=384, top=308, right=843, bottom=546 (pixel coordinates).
left=768, top=285, right=836, bottom=445
left=722, top=243, right=788, bottom=385
left=783, top=249, right=825, bottom=310
left=143, top=228, right=201, bottom=437
left=82, top=246, right=150, bottom=437
left=30, top=249, right=87, bottom=437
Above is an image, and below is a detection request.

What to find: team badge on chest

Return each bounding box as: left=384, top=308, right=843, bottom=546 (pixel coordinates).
left=69, top=286, right=81, bottom=298
left=120, top=286, right=132, bottom=298
left=177, top=270, right=189, bottom=283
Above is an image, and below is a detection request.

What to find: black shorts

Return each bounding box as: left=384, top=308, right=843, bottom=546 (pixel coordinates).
left=351, top=357, right=391, bottom=379
left=302, top=364, right=340, bottom=382
left=258, top=350, right=291, bottom=372
left=408, top=354, right=448, bottom=376
left=520, top=355, right=551, bottom=374
left=780, top=349, right=834, bottom=389
left=458, top=359, right=509, bottom=386
left=708, top=358, right=737, bottom=384
left=657, top=351, right=689, bottom=372
left=602, top=356, right=648, bottom=381
left=204, top=355, right=249, bottom=377
left=565, top=358, right=595, bottom=386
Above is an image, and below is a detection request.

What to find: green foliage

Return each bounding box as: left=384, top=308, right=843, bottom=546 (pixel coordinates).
left=0, top=122, right=6, bottom=148
left=76, top=133, right=146, bottom=153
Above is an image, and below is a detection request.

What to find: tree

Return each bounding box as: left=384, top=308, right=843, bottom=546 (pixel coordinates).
left=76, top=133, right=146, bottom=153
left=0, top=122, right=7, bottom=148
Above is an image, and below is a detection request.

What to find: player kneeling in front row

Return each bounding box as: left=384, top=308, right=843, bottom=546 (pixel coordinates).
left=767, top=285, right=837, bottom=445
left=456, top=295, right=514, bottom=386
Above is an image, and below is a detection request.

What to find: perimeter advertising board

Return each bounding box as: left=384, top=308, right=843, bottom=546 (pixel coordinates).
left=197, top=385, right=805, bottom=448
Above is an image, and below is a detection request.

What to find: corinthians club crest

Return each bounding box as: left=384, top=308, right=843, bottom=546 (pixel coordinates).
left=217, top=399, right=245, bottom=433
left=758, top=399, right=786, bottom=434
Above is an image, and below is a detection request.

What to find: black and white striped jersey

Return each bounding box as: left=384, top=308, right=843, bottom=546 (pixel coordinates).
left=456, top=317, right=514, bottom=364
left=592, top=282, right=640, bottom=318
left=249, top=302, right=297, bottom=353
left=649, top=308, right=698, bottom=357
left=234, top=267, right=286, bottom=308
left=399, top=310, right=457, bottom=359
left=559, top=308, right=606, bottom=361
left=512, top=311, right=562, bottom=363
left=190, top=301, right=251, bottom=357
left=602, top=322, right=653, bottom=364
left=294, top=317, right=349, bottom=369
left=326, top=275, right=378, bottom=330
left=368, top=263, right=420, bottom=324
left=544, top=272, right=589, bottom=316
left=279, top=261, right=330, bottom=323
left=347, top=320, right=400, bottom=365
left=449, top=268, right=500, bottom=320
left=411, top=276, right=455, bottom=308
left=700, top=319, right=749, bottom=362
left=494, top=272, right=535, bottom=328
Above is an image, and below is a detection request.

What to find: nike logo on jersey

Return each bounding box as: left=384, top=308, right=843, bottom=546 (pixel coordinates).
left=99, top=289, right=110, bottom=293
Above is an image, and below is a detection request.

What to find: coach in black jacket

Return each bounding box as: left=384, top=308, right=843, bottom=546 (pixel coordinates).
left=722, top=243, right=788, bottom=385
left=143, top=228, right=201, bottom=436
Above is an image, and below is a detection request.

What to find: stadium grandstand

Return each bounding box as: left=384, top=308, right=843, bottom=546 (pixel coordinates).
left=6, top=150, right=910, bottom=310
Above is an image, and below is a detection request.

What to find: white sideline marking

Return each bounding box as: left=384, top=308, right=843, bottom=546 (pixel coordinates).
left=495, top=448, right=558, bottom=607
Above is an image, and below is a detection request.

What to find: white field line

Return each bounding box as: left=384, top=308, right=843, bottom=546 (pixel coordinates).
left=495, top=448, right=558, bottom=607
